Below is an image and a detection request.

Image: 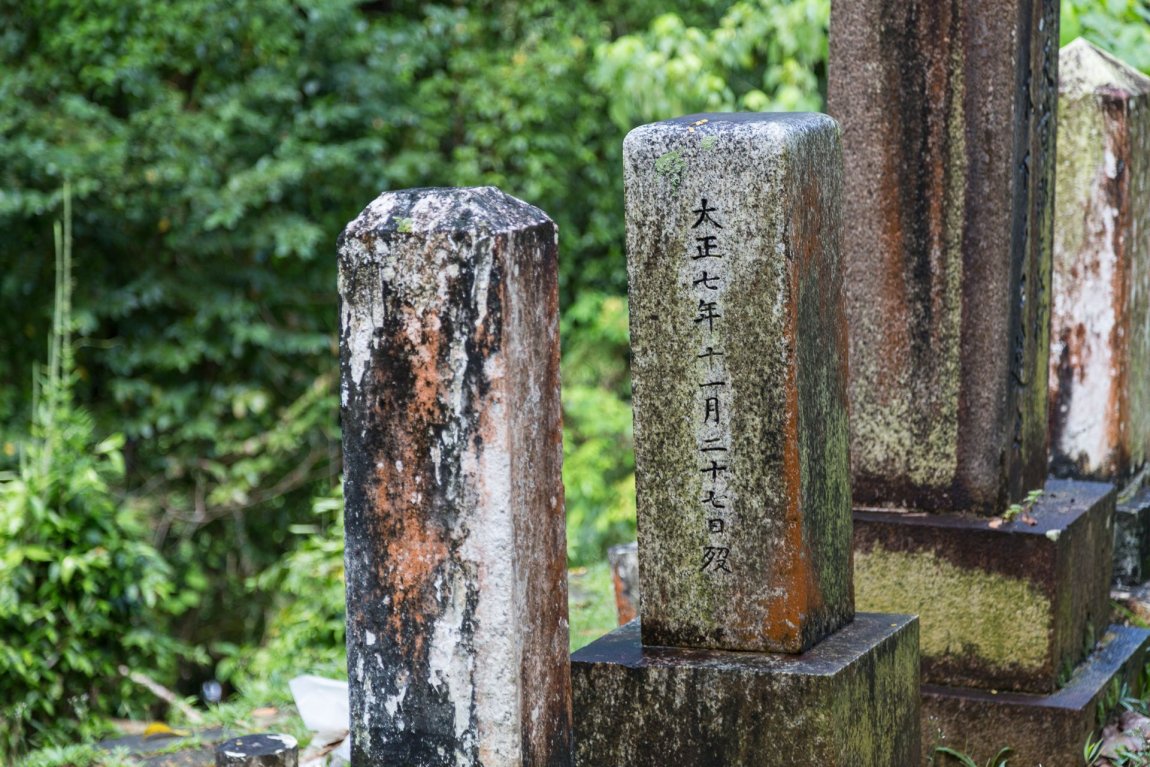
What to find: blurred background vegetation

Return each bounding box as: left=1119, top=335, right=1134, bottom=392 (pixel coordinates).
left=1, top=0, right=1147, bottom=756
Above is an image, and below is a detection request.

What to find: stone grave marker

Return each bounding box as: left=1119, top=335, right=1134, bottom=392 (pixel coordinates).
left=571, top=113, right=920, bottom=767
left=829, top=3, right=1150, bottom=763
left=607, top=542, right=638, bottom=625
left=829, top=0, right=1056, bottom=516
left=1048, top=38, right=1150, bottom=585
left=338, top=187, right=571, bottom=767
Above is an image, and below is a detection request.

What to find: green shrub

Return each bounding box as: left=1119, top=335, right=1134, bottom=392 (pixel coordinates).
left=0, top=192, right=191, bottom=755
left=1063, top=0, right=1150, bottom=73
left=561, top=291, right=636, bottom=566
left=217, top=485, right=347, bottom=700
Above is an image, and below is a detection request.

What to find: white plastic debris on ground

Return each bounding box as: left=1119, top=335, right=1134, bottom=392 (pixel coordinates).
left=290, top=675, right=352, bottom=766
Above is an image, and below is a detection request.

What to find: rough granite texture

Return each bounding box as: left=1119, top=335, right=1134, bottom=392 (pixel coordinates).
left=828, top=0, right=1058, bottom=515
left=923, top=626, right=1150, bottom=766
left=625, top=113, right=853, bottom=654
left=571, top=615, right=921, bottom=767
left=1049, top=39, right=1150, bottom=485
left=337, top=187, right=572, bottom=767
left=855, top=479, right=1114, bottom=693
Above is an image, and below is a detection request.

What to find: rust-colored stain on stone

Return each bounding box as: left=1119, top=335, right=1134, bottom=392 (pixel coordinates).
left=829, top=0, right=1057, bottom=515
left=1049, top=41, right=1150, bottom=483
left=338, top=187, right=571, bottom=767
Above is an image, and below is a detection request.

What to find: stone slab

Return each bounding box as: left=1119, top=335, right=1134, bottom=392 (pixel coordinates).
left=338, top=187, right=571, bottom=766
left=625, top=112, right=853, bottom=653
left=1050, top=39, right=1150, bottom=484
left=923, top=626, right=1150, bottom=766
left=828, top=0, right=1059, bottom=515
left=854, top=479, right=1114, bottom=693
left=571, top=614, right=920, bottom=766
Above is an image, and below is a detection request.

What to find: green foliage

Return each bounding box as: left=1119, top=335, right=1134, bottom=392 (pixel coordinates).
left=1086, top=733, right=1105, bottom=766
left=218, top=485, right=347, bottom=698
left=593, top=0, right=830, bottom=130
left=0, top=191, right=190, bottom=755
left=932, top=746, right=1012, bottom=767
left=16, top=743, right=133, bottom=767
left=561, top=291, right=636, bottom=565
left=568, top=561, right=620, bottom=651
left=1062, top=0, right=1150, bottom=73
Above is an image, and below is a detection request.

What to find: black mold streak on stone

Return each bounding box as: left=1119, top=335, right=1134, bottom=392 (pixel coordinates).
left=828, top=0, right=1058, bottom=515
left=338, top=187, right=571, bottom=767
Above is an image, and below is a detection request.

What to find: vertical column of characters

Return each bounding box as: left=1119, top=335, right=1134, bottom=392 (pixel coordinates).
left=690, top=195, right=732, bottom=575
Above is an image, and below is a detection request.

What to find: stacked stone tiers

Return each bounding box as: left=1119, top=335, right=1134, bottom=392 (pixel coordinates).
left=855, top=480, right=1113, bottom=693
left=828, top=1, right=1150, bottom=762
left=571, top=112, right=920, bottom=766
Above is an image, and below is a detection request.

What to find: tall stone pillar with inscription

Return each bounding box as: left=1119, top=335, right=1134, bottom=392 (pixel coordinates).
left=570, top=113, right=920, bottom=766
left=828, top=2, right=1150, bottom=763
left=1049, top=39, right=1150, bottom=587
left=338, top=187, right=571, bottom=767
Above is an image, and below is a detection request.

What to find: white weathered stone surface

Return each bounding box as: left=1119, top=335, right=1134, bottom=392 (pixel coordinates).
left=1050, top=39, right=1150, bottom=483
left=338, top=187, right=571, bottom=767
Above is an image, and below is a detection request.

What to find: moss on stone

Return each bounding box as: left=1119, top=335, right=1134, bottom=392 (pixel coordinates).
left=653, top=150, right=685, bottom=188
left=855, top=545, right=1051, bottom=672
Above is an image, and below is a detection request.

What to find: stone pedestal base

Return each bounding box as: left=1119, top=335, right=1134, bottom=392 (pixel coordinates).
left=570, top=614, right=920, bottom=766
left=924, top=626, right=1150, bottom=767
left=854, top=478, right=1114, bottom=692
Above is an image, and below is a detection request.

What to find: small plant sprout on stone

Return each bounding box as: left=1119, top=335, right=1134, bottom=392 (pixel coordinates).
left=932, top=745, right=1012, bottom=767
left=1001, top=488, right=1044, bottom=525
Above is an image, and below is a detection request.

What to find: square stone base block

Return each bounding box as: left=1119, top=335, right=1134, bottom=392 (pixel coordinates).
left=923, top=625, right=1150, bottom=767
left=1115, top=486, right=1150, bottom=586
left=854, top=478, right=1114, bottom=693
left=571, top=614, right=920, bottom=766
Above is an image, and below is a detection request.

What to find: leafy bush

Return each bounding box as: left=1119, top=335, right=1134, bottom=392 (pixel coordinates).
left=0, top=194, right=191, bottom=755
left=218, top=486, right=347, bottom=698
left=1062, top=0, right=1150, bottom=73
left=561, top=291, right=636, bottom=565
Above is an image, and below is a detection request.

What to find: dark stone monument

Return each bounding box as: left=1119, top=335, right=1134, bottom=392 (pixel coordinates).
left=570, top=113, right=921, bottom=766
left=338, top=187, right=572, bottom=767
left=829, top=3, right=1150, bottom=762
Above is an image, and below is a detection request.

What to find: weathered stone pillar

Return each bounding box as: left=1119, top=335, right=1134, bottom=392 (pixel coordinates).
left=338, top=187, right=571, bottom=767
left=1048, top=39, right=1150, bottom=585
left=571, top=113, right=920, bottom=767
left=829, top=0, right=1058, bottom=514
left=626, top=113, right=854, bottom=654
left=829, top=3, right=1150, bottom=763
left=606, top=542, right=638, bottom=625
